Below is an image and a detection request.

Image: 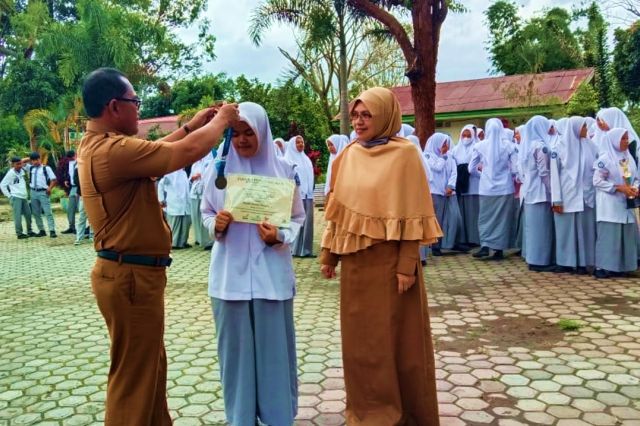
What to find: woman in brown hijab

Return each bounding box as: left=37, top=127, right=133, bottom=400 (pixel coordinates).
left=320, top=87, right=442, bottom=426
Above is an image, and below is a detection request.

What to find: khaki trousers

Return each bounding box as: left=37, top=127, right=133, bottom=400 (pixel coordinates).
left=91, top=258, right=172, bottom=426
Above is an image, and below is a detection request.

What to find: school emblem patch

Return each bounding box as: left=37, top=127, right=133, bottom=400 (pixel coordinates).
left=597, top=161, right=605, bottom=169
left=542, top=147, right=549, bottom=154
left=551, top=152, right=558, bottom=159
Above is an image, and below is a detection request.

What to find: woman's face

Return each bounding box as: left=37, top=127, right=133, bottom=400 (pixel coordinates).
left=597, top=117, right=610, bottom=131
left=478, top=130, right=485, bottom=140
left=579, top=123, right=588, bottom=139
left=327, top=140, right=337, bottom=155
left=231, top=121, right=259, bottom=158
left=296, top=136, right=305, bottom=153
left=514, top=130, right=521, bottom=143
left=548, top=126, right=556, bottom=136
left=440, top=141, right=449, bottom=155
left=275, top=140, right=284, bottom=151
left=462, top=129, right=472, bottom=138
left=620, top=132, right=630, bottom=151
left=350, top=101, right=376, bottom=142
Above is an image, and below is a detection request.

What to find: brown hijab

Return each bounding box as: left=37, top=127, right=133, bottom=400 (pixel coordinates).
left=322, top=87, right=442, bottom=255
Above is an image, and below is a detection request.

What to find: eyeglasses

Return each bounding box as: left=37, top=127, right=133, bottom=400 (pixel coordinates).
left=114, top=97, right=142, bottom=109
left=350, top=111, right=373, bottom=121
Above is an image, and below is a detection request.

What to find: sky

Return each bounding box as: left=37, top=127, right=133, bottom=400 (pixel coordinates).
left=177, top=0, right=622, bottom=85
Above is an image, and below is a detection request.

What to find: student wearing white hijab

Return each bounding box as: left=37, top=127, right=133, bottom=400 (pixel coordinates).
left=201, top=102, right=305, bottom=425
left=585, top=117, right=597, bottom=140
left=324, top=134, right=349, bottom=196
left=273, top=137, right=286, bottom=157
left=469, top=118, right=517, bottom=259
left=424, top=133, right=465, bottom=256
left=521, top=115, right=556, bottom=271
left=397, top=123, right=415, bottom=137
left=452, top=124, right=481, bottom=246
left=511, top=126, right=525, bottom=251
left=409, top=134, right=433, bottom=264
left=189, top=152, right=214, bottom=250
left=477, top=128, right=485, bottom=141
left=595, top=107, right=640, bottom=162
left=285, top=134, right=316, bottom=257
left=158, top=169, right=192, bottom=249
left=550, top=117, right=598, bottom=274
left=593, top=128, right=639, bottom=278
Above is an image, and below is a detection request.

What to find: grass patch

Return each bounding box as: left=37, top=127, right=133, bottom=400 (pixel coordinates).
left=557, top=319, right=584, bottom=331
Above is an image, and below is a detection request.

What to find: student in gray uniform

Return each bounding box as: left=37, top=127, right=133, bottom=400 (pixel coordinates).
left=0, top=157, right=36, bottom=239
left=24, top=152, right=57, bottom=238
left=593, top=128, right=639, bottom=278
left=521, top=116, right=555, bottom=271
left=550, top=117, right=598, bottom=274
left=62, top=150, right=78, bottom=234
left=158, top=169, right=192, bottom=249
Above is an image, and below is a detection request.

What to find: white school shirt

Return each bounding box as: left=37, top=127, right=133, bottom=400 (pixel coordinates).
left=25, top=164, right=56, bottom=190
left=0, top=168, right=28, bottom=199
left=189, top=153, right=214, bottom=199
left=68, top=160, right=77, bottom=186
left=550, top=141, right=598, bottom=212
left=523, top=142, right=551, bottom=204
left=593, top=159, right=638, bottom=224
left=426, top=155, right=457, bottom=196
left=157, top=170, right=191, bottom=216
left=468, top=142, right=516, bottom=196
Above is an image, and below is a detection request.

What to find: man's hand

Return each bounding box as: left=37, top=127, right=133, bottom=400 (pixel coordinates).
left=397, top=273, right=416, bottom=294
left=552, top=205, right=563, bottom=214
left=215, top=210, right=234, bottom=233
left=187, top=107, right=217, bottom=131
left=258, top=221, right=280, bottom=245
left=64, top=180, right=70, bottom=188
left=46, top=188, right=52, bottom=196
left=210, top=103, right=239, bottom=128
left=445, top=187, right=454, bottom=197
left=321, top=265, right=336, bottom=279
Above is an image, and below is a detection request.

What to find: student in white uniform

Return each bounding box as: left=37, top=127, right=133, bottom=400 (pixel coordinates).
left=158, top=169, right=192, bottom=249
left=593, top=128, right=639, bottom=278
left=469, top=118, right=516, bottom=260
left=24, top=152, right=58, bottom=238
left=274, top=138, right=286, bottom=157
left=408, top=135, right=433, bottom=264
left=285, top=135, right=315, bottom=257
left=424, top=133, right=465, bottom=255
left=452, top=124, right=481, bottom=246
left=189, top=153, right=214, bottom=250
left=0, top=157, right=35, bottom=239
left=201, top=102, right=305, bottom=425
left=511, top=126, right=525, bottom=252
left=595, top=107, right=639, bottom=161
left=550, top=116, right=598, bottom=274
left=521, top=116, right=556, bottom=271
left=324, top=134, right=348, bottom=196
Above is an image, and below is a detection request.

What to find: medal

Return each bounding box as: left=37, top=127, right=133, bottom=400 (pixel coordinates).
left=215, top=175, right=227, bottom=189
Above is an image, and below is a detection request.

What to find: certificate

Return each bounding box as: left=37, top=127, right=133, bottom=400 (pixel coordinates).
left=223, top=173, right=295, bottom=227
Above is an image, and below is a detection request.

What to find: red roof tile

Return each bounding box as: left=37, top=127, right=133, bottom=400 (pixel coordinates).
left=390, top=68, right=595, bottom=116
left=137, top=115, right=180, bottom=139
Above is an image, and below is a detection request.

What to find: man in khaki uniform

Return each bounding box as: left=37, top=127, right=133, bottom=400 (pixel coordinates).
left=78, top=68, right=238, bottom=426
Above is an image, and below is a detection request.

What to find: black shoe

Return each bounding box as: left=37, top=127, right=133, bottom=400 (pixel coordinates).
left=61, top=228, right=76, bottom=234
left=490, top=250, right=504, bottom=260
left=576, top=267, right=589, bottom=275
left=528, top=264, right=555, bottom=272
left=35, top=230, right=46, bottom=237
left=204, top=245, right=213, bottom=251
left=49, top=231, right=57, bottom=238
left=27, top=231, right=37, bottom=237
left=17, top=234, right=29, bottom=240
left=432, top=248, right=443, bottom=256
left=452, top=244, right=471, bottom=253
left=554, top=265, right=574, bottom=273
left=183, top=243, right=192, bottom=249
left=594, top=269, right=611, bottom=279
left=473, top=246, right=490, bottom=258
left=84, top=228, right=90, bottom=235
left=421, top=260, right=427, bottom=267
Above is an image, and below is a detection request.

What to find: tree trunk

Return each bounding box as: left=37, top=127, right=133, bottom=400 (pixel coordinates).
left=337, top=12, right=351, bottom=135
left=410, top=77, right=436, bottom=149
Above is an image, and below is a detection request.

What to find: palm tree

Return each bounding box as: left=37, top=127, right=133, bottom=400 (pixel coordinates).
left=23, top=93, right=84, bottom=153
left=250, top=0, right=354, bottom=135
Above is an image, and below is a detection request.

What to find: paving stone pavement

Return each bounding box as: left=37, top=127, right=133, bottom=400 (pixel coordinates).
left=1, top=209, right=640, bottom=425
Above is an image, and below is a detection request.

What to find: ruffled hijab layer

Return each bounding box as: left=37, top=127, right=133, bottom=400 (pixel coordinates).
left=322, top=87, right=442, bottom=255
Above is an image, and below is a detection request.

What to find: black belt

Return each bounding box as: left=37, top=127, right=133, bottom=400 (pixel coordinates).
left=31, top=188, right=47, bottom=192
left=97, top=250, right=172, bottom=267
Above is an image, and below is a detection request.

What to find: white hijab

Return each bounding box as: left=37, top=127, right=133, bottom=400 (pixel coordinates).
left=324, top=134, right=349, bottom=195
left=596, top=108, right=640, bottom=147
left=406, top=135, right=421, bottom=150
left=599, top=128, right=637, bottom=185
left=397, top=123, right=415, bottom=137
left=522, top=115, right=552, bottom=170
left=285, top=135, right=315, bottom=198
left=451, top=124, right=477, bottom=164
left=482, top=118, right=511, bottom=181
left=424, top=133, right=450, bottom=173
left=558, top=116, right=597, bottom=191
left=273, top=138, right=286, bottom=157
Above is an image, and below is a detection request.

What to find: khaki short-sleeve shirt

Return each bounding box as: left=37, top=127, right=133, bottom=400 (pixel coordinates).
left=78, top=121, right=174, bottom=256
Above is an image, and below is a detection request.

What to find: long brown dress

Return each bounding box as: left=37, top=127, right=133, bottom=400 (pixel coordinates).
left=321, top=87, right=442, bottom=426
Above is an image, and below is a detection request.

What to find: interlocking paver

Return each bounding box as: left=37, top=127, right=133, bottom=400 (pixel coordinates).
left=2, top=208, right=640, bottom=425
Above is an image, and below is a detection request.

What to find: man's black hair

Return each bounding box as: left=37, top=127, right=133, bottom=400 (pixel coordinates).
left=66, top=150, right=75, bottom=158
left=10, top=156, right=21, bottom=163
left=82, top=68, right=129, bottom=118
left=29, top=152, right=40, bottom=160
